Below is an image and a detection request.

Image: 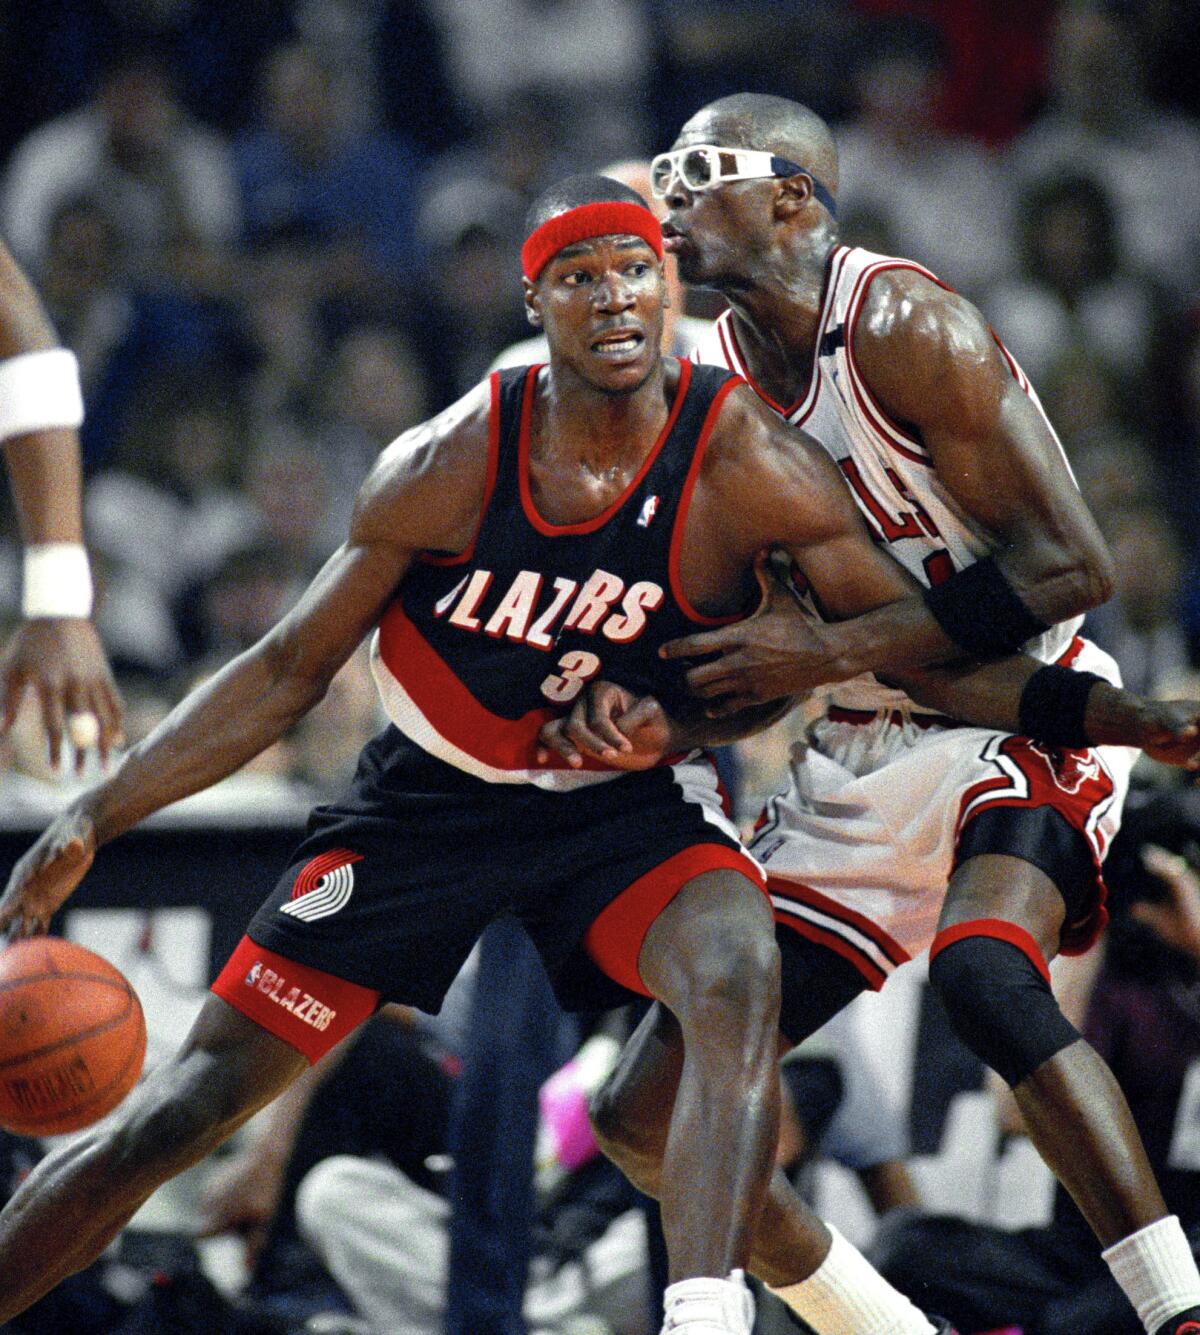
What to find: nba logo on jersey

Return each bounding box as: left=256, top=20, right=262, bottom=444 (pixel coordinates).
left=245, top=961, right=263, bottom=986
left=637, top=495, right=660, bottom=528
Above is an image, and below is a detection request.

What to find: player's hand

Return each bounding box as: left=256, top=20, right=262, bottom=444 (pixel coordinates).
left=659, top=553, right=832, bottom=715
left=0, top=806, right=96, bottom=941
left=1127, top=699, right=1200, bottom=771
left=0, top=618, right=123, bottom=770
left=537, top=682, right=675, bottom=771
left=198, top=1146, right=288, bottom=1271
left=1131, top=845, right=1200, bottom=962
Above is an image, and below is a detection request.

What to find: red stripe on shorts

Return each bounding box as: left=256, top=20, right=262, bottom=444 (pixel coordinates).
left=584, top=844, right=767, bottom=996
left=929, top=918, right=1051, bottom=986
left=212, top=937, right=379, bottom=1064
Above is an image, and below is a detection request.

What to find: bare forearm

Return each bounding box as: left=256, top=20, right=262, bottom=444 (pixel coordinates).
left=3, top=433, right=84, bottom=544
left=0, top=241, right=58, bottom=357
left=817, top=597, right=961, bottom=683
left=888, top=656, right=1038, bottom=731
left=86, top=642, right=326, bottom=843
left=892, top=661, right=1158, bottom=749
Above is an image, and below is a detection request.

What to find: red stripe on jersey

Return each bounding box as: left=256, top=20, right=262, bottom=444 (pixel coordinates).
left=376, top=601, right=615, bottom=773
left=212, top=937, right=379, bottom=1064
left=929, top=918, right=1051, bottom=986
left=668, top=375, right=748, bottom=626
left=721, top=318, right=799, bottom=417
left=584, top=843, right=767, bottom=996
left=769, top=877, right=911, bottom=970
left=423, top=373, right=504, bottom=566
left=714, top=246, right=849, bottom=425
left=519, top=360, right=692, bottom=536
left=843, top=260, right=954, bottom=467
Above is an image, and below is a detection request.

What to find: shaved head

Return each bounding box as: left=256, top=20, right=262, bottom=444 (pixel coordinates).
left=680, top=93, right=839, bottom=198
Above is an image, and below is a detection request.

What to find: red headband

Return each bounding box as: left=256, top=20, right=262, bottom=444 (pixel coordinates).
left=521, top=201, right=664, bottom=281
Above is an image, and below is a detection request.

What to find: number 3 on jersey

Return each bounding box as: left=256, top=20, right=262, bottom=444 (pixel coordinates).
left=541, top=650, right=602, bottom=703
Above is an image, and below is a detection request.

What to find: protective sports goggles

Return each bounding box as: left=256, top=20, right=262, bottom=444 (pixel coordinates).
left=649, top=144, right=836, bottom=215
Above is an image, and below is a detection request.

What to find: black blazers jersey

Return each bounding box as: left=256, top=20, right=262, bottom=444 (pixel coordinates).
left=369, top=359, right=746, bottom=789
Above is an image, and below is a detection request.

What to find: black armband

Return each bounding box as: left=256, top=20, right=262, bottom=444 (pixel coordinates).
left=1017, top=665, right=1105, bottom=748
left=922, top=556, right=1049, bottom=659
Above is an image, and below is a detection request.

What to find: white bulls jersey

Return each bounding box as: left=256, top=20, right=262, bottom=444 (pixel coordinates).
left=691, top=245, right=1082, bottom=716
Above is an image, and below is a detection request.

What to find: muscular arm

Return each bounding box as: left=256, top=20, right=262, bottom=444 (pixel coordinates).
left=0, top=386, right=493, bottom=935
left=680, top=395, right=1181, bottom=751
left=813, top=270, right=1112, bottom=676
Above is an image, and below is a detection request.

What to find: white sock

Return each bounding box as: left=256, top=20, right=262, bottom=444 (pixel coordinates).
left=662, top=1269, right=755, bottom=1333
left=768, top=1224, right=936, bottom=1335
left=1102, top=1215, right=1200, bottom=1333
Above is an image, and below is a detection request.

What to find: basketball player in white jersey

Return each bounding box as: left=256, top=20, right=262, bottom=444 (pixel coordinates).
left=547, top=95, right=1200, bottom=1335
left=0, top=237, right=120, bottom=767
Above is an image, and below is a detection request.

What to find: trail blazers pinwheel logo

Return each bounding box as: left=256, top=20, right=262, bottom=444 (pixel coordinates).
left=280, top=848, right=364, bottom=922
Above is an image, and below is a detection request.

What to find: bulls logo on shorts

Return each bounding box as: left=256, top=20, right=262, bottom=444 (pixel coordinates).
left=1029, top=742, right=1101, bottom=796
left=280, top=848, right=363, bottom=923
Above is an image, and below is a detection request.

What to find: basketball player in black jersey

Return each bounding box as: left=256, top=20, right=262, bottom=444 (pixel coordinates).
left=0, top=175, right=1198, bottom=1335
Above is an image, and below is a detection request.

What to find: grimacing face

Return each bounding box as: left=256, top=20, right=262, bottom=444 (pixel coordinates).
left=529, top=233, right=666, bottom=395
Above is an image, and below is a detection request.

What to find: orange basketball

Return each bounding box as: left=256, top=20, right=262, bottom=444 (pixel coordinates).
left=0, top=937, right=146, bottom=1136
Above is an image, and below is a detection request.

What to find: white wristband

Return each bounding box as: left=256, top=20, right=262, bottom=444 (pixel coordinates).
left=0, top=349, right=85, bottom=443
left=22, top=542, right=93, bottom=619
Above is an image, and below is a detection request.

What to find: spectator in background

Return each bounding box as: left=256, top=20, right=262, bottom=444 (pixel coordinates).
left=1150, top=309, right=1200, bottom=543
left=413, top=176, right=529, bottom=400
left=852, top=0, right=1058, bottom=148
left=647, top=1, right=858, bottom=155
left=1086, top=507, right=1195, bottom=701
left=234, top=41, right=422, bottom=298
left=312, top=324, right=432, bottom=537
left=873, top=790, right=1200, bottom=1335
left=38, top=195, right=245, bottom=470
left=1012, top=1, right=1200, bottom=298
left=986, top=172, right=1166, bottom=390
left=85, top=373, right=254, bottom=678
left=423, top=0, right=652, bottom=164
left=835, top=14, right=1014, bottom=295
left=1, top=41, right=240, bottom=283
left=1035, top=349, right=1133, bottom=458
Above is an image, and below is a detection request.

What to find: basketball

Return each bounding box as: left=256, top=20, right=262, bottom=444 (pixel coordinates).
left=0, top=937, right=146, bottom=1136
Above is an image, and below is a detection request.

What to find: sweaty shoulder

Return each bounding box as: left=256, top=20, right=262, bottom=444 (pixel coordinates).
left=700, top=381, right=859, bottom=551
left=852, top=267, right=1009, bottom=431
left=353, top=378, right=494, bottom=556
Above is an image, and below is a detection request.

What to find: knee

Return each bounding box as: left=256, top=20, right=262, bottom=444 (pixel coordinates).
left=672, top=932, right=781, bottom=1033
left=927, top=927, right=1079, bottom=1087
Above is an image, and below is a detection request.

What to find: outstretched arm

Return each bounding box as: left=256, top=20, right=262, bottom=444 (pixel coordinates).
left=0, top=386, right=493, bottom=937
left=0, top=238, right=120, bottom=765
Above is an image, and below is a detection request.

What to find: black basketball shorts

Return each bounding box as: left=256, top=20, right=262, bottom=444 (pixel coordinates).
left=213, top=727, right=765, bottom=1061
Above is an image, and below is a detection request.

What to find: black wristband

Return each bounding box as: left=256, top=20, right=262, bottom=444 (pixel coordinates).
left=922, top=556, right=1049, bottom=659
left=1017, top=665, right=1105, bottom=749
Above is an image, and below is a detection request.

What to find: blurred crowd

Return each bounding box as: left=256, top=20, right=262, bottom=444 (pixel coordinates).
left=1, top=0, right=1199, bottom=801
left=2, top=5, right=1200, bottom=1334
